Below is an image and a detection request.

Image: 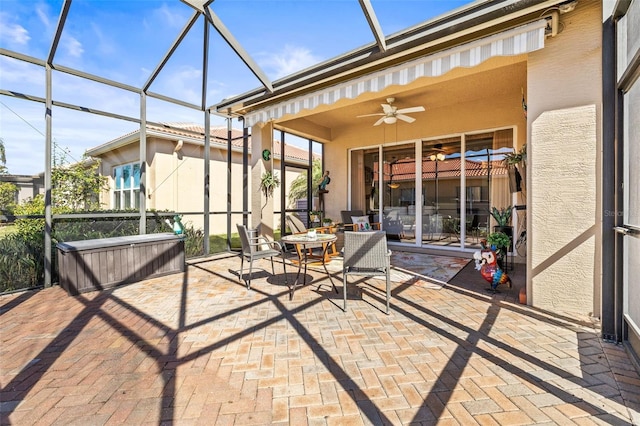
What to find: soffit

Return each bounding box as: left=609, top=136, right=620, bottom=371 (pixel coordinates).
left=281, top=56, right=528, bottom=136
left=242, top=19, right=545, bottom=128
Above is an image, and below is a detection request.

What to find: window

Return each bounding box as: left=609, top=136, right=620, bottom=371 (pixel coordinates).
left=112, top=163, right=140, bottom=209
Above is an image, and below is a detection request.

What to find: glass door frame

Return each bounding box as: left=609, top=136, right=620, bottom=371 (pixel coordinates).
left=347, top=125, right=517, bottom=252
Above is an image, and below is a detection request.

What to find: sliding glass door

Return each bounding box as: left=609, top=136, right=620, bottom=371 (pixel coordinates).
left=349, top=127, right=515, bottom=250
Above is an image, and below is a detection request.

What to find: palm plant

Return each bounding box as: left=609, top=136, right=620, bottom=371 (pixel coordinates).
left=288, top=159, right=323, bottom=206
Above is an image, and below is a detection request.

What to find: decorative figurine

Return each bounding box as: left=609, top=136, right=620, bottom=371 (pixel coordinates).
left=474, top=239, right=512, bottom=293
left=165, top=214, right=185, bottom=235
left=318, top=170, right=331, bottom=191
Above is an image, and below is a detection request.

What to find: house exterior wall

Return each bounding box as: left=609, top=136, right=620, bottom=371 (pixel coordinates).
left=0, top=175, right=44, bottom=205
left=323, top=59, right=528, bottom=224
left=527, top=0, right=602, bottom=316
left=95, top=135, right=301, bottom=234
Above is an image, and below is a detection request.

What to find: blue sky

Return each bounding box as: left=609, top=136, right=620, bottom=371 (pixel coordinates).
left=1, top=0, right=473, bottom=175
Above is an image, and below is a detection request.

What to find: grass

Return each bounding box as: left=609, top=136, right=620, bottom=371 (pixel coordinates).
left=210, top=231, right=282, bottom=254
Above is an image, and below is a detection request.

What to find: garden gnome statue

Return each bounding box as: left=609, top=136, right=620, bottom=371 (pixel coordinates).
left=473, top=240, right=512, bottom=293
left=319, top=170, right=331, bottom=191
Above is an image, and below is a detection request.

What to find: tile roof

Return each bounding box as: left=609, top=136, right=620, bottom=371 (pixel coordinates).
left=87, top=122, right=318, bottom=162
left=375, top=158, right=507, bottom=182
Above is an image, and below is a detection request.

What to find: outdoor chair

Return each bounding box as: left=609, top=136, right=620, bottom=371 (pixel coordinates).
left=285, top=214, right=337, bottom=261
left=236, top=224, right=286, bottom=290
left=340, top=210, right=381, bottom=232
left=466, top=214, right=481, bottom=243
left=342, top=231, right=391, bottom=314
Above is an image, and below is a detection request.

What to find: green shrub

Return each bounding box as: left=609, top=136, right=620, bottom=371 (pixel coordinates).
left=0, top=234, right=42, bottom=292
left=0, top=182, right=18, bottom=216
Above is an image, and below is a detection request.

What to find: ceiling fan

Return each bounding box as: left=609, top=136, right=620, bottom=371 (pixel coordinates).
left=357, top=97, right=425, bottom=126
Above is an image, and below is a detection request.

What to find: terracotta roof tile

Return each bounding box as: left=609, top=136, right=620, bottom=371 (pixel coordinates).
left=91, top=122, right=317, bottom=161
left=374, top=158, right=507, bottom=182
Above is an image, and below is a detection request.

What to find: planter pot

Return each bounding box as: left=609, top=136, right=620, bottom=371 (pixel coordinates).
left=519, top=287, right=527, bottom=304
left=493, top=225, right=513, bottom=239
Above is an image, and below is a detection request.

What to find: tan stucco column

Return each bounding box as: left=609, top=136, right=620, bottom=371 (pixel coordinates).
left=251, top=121, right=275, bottom=237
left=530, top=105, right=598, bottom=315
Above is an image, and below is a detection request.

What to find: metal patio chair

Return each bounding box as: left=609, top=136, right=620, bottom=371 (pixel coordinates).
left=342, top=231, right=392, bottom=314
left=236, top=224, right=286, bottom=290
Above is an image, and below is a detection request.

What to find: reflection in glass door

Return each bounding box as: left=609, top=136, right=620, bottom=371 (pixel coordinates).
left=350, top=128, right=515, bottom=249
left=422, top=138, right=461, bottom=246
left=463, top=130, right=514, bottom=249
left=381, top=144, right=415, bottom=242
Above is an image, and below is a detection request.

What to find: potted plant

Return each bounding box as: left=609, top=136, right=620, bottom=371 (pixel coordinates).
left=489, top=205, right=513, bottom=243
left=489, top=206, right=512, bottom=228
left=309, top=211, right=321, bottom=225
left=487, top=231, right=511, bottom=268
left=322, top=217, right=333, bottom=227
left=259, top=170, right=280, bottom=199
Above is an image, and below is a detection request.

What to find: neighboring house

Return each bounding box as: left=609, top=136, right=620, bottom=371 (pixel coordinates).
left=0, top=173, right=44, bottom=205
left=85, top=122, right=317, bottom=232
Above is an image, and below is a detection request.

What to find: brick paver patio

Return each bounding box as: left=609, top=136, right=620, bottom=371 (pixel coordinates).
left=1, top=253, right=639, bottom=425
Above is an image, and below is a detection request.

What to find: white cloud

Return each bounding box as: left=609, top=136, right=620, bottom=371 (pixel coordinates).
left=0, top=57, right=43, bottom=87
left=258, top=45, right=322, bottom=79
left=0, top=13, right=31, bottom=46
left=160, top=66, right=203, bottom=105
left=155, top=4, right=188, bottom=30
left=63, top=36, right=84, bottom=58
left=91, top=22, right=116, bottom=56
left=35, top=5, right=51, bottom=29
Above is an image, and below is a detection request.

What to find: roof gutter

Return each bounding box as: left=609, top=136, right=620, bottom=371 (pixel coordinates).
left=214, top=0, right=568, bottom=116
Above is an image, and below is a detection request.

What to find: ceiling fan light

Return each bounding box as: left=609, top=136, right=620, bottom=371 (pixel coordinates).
left=388, top=183, right=400, bottom=189
left=383, top=116, right=397, bottom=124
left=437, top=153, right=445, bottom=161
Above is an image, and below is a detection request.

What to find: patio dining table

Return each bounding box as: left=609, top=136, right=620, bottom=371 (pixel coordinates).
left=280, top=233, right=338, bottom=299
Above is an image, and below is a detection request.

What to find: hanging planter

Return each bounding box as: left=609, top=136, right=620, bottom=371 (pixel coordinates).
left=503, top=144, right=527, bottom=194
left=260, top=170, right=280, bottom=199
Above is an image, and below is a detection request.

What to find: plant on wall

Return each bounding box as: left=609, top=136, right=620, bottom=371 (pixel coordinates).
left=260, top=170, right=280, bottom=199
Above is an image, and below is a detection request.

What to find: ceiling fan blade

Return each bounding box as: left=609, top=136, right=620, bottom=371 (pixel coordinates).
left=381, top=103, right=394, bottom=114
left=357, top=113, right=385, bottom=118
left=373, top=116, right=387, bottom=126
left=396, top=114, right=416, bottom=123
left=396, top=106, right=425, bottom=114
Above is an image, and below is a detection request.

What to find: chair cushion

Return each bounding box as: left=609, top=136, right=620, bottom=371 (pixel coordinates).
left=351, top=216, right=372, bottom=231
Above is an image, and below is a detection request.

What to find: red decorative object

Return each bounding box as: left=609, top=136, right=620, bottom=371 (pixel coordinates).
left=474, top=239, right=513, bottom=293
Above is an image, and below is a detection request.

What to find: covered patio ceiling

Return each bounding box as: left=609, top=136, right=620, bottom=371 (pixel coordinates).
left=276, top=56, right=528, bottom=140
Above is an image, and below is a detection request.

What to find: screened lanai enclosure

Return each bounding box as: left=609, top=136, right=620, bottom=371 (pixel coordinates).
left=2, top=0, right=438, bottom=290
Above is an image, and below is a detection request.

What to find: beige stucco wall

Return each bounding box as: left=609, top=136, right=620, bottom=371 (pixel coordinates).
left=96, top=134, right=304, bottom=235
left=527, top=0, right=602, bottom=316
